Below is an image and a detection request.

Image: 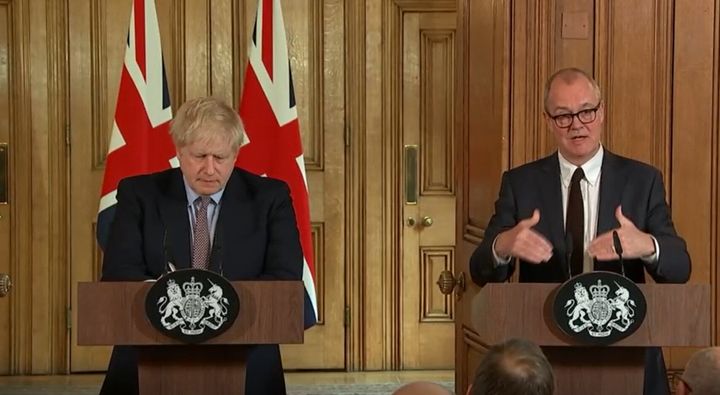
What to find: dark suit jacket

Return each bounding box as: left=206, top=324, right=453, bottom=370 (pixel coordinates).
left=100, top=167, right=303, bottom=395
left=469, top=150, right=691, bottom=395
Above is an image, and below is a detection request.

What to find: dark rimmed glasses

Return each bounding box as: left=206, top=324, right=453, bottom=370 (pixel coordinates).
left=547, top=102, right=602, bottom=128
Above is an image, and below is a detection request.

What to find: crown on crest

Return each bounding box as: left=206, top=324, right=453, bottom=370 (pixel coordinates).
left=589, top=280, right=610, bottom=298
left=183, top=277, right=203, bottom=296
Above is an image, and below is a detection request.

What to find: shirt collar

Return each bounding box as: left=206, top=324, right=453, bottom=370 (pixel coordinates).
left=182, top=177, right=225, bottom=207
left=558, top=145, right=603, bottom=188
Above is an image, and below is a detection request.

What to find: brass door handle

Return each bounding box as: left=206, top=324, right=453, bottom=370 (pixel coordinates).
left=421, top=216, right=433, bottom=227
left=0, top=274, right=12, bottom=297
left=437, top=271, right=465, bottom=295
left=406, top=217, right=416, bottom=227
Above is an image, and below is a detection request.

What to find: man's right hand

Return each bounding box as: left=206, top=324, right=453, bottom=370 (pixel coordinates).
left=493, top=209, right=553, bottom=264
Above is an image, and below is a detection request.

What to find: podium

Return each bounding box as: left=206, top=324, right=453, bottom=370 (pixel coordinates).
left=472, top=283, right=710, bottom=394
left=77, top=281, right=304, bottom=395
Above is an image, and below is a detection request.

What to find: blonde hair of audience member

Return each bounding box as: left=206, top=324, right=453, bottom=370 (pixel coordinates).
left=392, top=381, right=452, bottom=395
left=468, top=338, right=554, bottom=395
left=169, top=96, right=245, bottom=150
left=676, top=347, right=720, bottom=395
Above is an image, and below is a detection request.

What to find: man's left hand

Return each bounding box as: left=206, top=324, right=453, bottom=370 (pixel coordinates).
left=588, top=205, right=655, bottom=261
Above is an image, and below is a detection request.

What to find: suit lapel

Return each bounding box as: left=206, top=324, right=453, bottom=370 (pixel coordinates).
left=209, top=170, right=256, bottom=276
left=597, top=150, right=626, bottom=235
left=538, top=155, right=566, bottom=254
left=158, top=170, right=192, bottom=270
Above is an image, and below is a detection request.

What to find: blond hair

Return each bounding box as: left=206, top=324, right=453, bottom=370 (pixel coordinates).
left=170, top=96, right=245, bottom=150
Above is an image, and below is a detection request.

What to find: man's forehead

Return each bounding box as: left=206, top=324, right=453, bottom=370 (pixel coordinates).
left=547, top=81, right=598, bottom=109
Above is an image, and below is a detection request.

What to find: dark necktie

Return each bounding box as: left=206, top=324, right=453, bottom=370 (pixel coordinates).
left=192, top=197, right=211, bottom=270
left=567, top=167, right=585, bottom=276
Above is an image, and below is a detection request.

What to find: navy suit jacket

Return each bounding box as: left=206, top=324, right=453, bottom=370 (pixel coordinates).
left=100, top=167, right=303, bottom=395
left=469, top=150, right=691, bottom=395
left=470, top=150, right=690, bottom=285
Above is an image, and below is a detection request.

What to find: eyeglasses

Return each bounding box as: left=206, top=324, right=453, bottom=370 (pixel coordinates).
left=547, top=102, right=602, bottom=128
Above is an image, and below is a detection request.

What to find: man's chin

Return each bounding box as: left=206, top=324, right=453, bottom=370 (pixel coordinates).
left=193, top=183, right=221, bottom=196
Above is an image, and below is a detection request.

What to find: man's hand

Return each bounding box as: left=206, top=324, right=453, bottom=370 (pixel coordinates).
left=494, top=209, right=553, bottom=264
left=588, top=206, right=655, bottom=261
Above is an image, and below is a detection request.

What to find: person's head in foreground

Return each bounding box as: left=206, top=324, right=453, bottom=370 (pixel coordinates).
left=469, top=338, right=554, bottom=395
left=676, top=347, right=720, bottom=395
left=392, top=381, right=452, bottom=395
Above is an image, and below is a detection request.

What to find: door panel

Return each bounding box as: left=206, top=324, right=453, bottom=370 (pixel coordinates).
left=0, top=2, right=11, bottom=375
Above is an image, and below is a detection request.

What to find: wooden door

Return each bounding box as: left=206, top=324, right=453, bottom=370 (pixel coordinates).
left=0, top=2, right=11, bottom=374
left=401, top=11, right=457, bottom=369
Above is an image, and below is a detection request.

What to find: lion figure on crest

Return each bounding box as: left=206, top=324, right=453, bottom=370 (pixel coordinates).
left=565, top=282, right=593, bottom=331
left=158, top=280, right=184, bottom=327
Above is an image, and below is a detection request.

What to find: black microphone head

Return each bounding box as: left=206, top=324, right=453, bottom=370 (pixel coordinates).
left=612, top=230, right=623, bottom=256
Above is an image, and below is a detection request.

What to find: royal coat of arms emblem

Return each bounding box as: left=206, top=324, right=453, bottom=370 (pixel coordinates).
left=552, top=271, right=646, bottom=345
left=146, top=269, right=239, bottom=343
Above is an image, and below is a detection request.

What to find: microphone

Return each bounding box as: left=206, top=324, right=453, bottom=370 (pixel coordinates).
left=565, top=232, right=573, bottom=280
left=212, top=227, right=224, bottom=276
left=612, top=230, right=625, bottom=277
left=163, top=229, right=176, bottom=274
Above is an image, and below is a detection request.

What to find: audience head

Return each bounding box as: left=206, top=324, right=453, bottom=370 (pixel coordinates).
left=676, top=347, right=720, bottom=395
left=469, top=338, right=554, bottom=395
left=392, top=381, right=452, bottom=395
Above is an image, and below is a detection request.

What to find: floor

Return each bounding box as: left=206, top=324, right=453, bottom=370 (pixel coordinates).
left=0, top=370, right=456, bottom=395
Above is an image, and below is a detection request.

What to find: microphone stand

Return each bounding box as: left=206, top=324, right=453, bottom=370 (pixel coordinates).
left=565, top=232, right=573, bottom=280
left=612, top=230, right=626, bottom=277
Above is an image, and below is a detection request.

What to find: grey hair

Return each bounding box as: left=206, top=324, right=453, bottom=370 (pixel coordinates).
left=543, top=67, right=602, bottom=112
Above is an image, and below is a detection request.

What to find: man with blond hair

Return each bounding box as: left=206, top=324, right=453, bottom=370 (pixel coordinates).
left=676, top=347, right=720, bottom=394
left=100, top=96, right=303, bottom=395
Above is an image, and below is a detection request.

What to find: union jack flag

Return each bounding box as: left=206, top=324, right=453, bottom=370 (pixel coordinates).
left=96, top=0, right=176, bottom=249
left=237, top=0, right=318, bottom=328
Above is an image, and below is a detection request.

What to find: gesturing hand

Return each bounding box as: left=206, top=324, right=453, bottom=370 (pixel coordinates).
left=588, top=206, right=655, bottom=261
left=494, top=209, right=554, bottom=264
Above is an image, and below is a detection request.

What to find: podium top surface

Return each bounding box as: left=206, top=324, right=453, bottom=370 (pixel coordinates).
left=472, top=283, right=711, bottom=347
left=77, top=280, right=304, bottom=346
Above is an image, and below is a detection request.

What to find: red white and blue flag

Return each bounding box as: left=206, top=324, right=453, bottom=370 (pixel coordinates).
left=96, top=0, right=176, bottom=248
left=237, top=0, right=318, bottom=328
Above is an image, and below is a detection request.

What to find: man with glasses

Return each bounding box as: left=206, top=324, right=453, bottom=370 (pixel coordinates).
left=469, top=67, right=691, bottom=395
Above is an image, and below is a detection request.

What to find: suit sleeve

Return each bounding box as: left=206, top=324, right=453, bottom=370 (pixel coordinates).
left=643, top=170, right=691, bottom=283
left=470, top=172, right=517, bottom=285
left=101, top=179, right=154, bottom=281
left=258, top=183, right=304, bottom=281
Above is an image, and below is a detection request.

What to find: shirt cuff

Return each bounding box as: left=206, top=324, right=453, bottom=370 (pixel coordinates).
left=492, top=236, right=512, bottom=267
left=641, top=236, right=660, bottom=263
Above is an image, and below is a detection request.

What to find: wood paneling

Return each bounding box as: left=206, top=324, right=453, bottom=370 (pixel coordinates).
left=0, top=0, right=68, bottom=375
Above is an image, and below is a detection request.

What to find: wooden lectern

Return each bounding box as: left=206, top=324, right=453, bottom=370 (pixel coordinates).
left=77, top=281, right=304, bottom=395
left=472, top=283, right=710, bottom=395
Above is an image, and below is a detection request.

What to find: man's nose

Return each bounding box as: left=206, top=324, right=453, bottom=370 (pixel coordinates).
left=203, top=156, right=217, bottom=174
left=569, top=114, right=584, bottom=129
